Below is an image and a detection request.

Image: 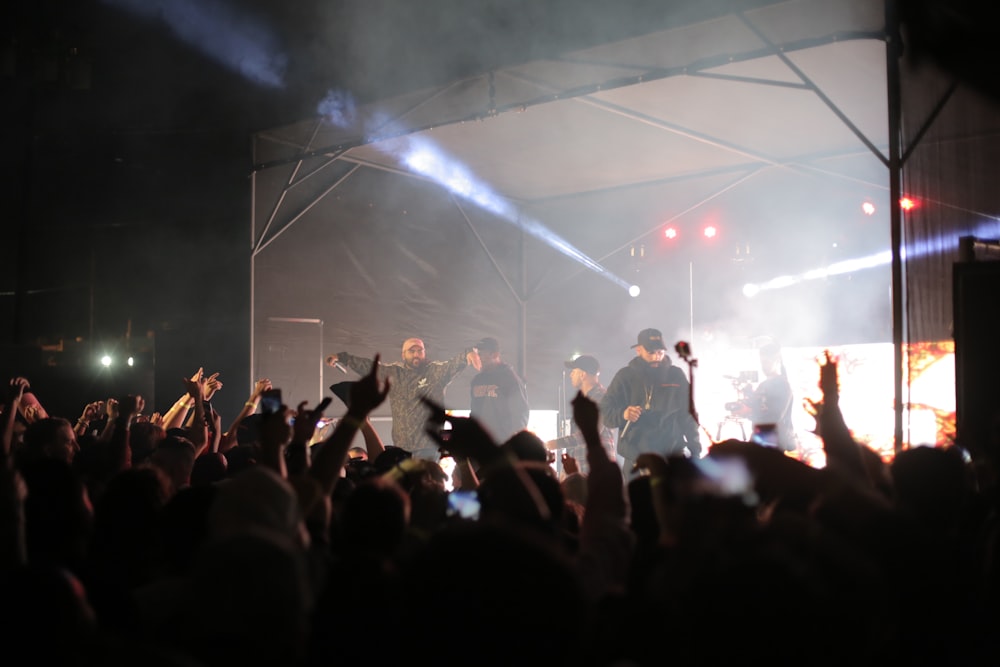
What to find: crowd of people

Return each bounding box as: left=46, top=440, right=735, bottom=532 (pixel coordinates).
left=2, top=332, right=999, bottom=666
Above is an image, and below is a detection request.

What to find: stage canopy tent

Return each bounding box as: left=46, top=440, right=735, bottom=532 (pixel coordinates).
left=250, top=0, right=1000, bottom=433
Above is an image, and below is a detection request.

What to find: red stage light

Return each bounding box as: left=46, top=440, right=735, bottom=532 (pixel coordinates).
left=900, top=197, right=916, bottom=211
left=703, top=225, right=717, bottom=239
left=664, top=227, right=678, bottom=239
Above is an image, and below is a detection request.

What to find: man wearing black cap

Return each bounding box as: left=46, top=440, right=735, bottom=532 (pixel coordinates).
left=554, top=354, right=615, bottom=472
left=469, top=337, right=529, bottom=443
left=601, top=328, right=701, bottom=471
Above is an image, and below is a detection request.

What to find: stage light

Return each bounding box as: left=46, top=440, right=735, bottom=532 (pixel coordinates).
left=742, top=250, right=891, bottom=297
left=703, top=225, right=717, bottom=239
left=629, top=285, right=641, bottom=297
left=664, top=227, right=678, bottom=240
left=105, top=0, right=287, bottom=87
left=900, top=197, right=916, bottom=211
left=127, top=356, right=135, bottom=367
left=317, top=94, right=634, bottom=294
left=100, top=355, right=112, bottom=367
left=862, top=201, right=876, bottom=216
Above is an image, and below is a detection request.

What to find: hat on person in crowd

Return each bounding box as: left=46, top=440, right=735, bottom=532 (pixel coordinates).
left=329, top=381, right=357, bottom=409
left=631, top=328, right=666, bottom=351
left=501, top=431, right=549, bottom=464
left=476, top=337, right=501, bottom=354
left=564, top=354, right=600, bottom=376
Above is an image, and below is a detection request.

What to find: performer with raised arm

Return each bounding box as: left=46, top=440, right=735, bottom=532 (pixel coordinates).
left=546, top=354, right=615, bottom=473
left=326, top=337, right=481, bottom=460
left=468, top=337, right=529, bottom=444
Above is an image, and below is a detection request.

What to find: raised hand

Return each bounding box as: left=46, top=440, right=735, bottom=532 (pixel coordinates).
left=467, top=348, right=482, bottom=372
left=119, top=394, right=145, bottom=419
left=562, top=452, right=580, bottom=475
left=182, top=374, right=207, bottom=401
left=421, top=396, right=498, bottom=463
left=348, top=353, right=390, bottom=417
left=8, top=377, right=29, bottom=403
left=78, top=401, right=104, bottom=423
left=105, top=398, right=120, bottom=420
left=202, top=372, right=223, bottom=401
left=818, top=349, right=840, bottom=406
left=293, top=397, right=332, bottom=443
left=571, top=390, right=601, bottom=434
left=253, top=378, right=272, bottom=397
left=13, top=377, right=47, bottom=423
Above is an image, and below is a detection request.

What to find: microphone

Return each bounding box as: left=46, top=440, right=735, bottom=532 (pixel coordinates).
left=675, top=341, right=691, bottom=360
left=326, top=355, right=349, bottom=374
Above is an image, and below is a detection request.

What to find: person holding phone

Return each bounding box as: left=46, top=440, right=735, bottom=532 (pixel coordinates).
left=325, top=337, right=481, bottom=460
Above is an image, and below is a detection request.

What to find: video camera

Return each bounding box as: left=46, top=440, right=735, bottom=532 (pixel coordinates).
left=723, top=370, right=759, bottom=413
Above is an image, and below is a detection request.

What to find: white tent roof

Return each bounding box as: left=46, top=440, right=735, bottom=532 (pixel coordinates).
left=255, top=0, right=888, bottom=207
left=251, top=0, right=999, bottom=429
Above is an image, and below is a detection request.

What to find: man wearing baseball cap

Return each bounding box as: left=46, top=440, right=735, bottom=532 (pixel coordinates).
left=469, top=337, right=530, bottom=444
left=554, top=354, right=616, bottom=472
left=325, top=337, right=482, bottom=459
left=600, top=328, right=701, bottom=471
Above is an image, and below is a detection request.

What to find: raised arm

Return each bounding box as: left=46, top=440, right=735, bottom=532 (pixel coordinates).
left=422, top=396, right=503, bottom=473
left=311, top=354, right=390, bottom=496
left=180, top=374, right=208, bottom=457
left=574, top=391, right=627, bottom=521
left=327, top=352, right=377, bottom=378
left=160, top=368, right=205, bottom=430
left=427, top=347, right=479, bottom=387
left=810, top=350, right=867, bottom=482
left=219, top=378, right=271, bottom=454
left=359, top=418, right=386, bottom=461
left=107, top=394, right=145, bottom=472
left=2, top=378, right=29, bottom=464
left=99, top=398, right=119, bottom=443
left=0, top=378, right=28, bottom=569
left=207, top=405, right=223, bottom=454
left=17, top=381, right=49, bottom=425
left=257, top=402, right=292, bottom=479
left=74, top=400, right=104, bottom=438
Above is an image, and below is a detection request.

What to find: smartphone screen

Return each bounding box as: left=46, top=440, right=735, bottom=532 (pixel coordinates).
left=260, top=389, right=282, bottom=415
left=751, top=423, right=779, bottom=447
left=446, top=490, right=481, bottom=520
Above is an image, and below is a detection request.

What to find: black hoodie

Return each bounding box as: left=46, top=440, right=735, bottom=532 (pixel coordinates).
left=600, top=355, right=700, bottom=460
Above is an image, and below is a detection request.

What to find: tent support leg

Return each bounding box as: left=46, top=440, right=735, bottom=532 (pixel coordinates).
left=886, top=0, right=905, bottom=454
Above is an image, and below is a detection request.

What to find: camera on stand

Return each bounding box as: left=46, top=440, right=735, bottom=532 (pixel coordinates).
left=722, top=370, right=758, bottom=413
